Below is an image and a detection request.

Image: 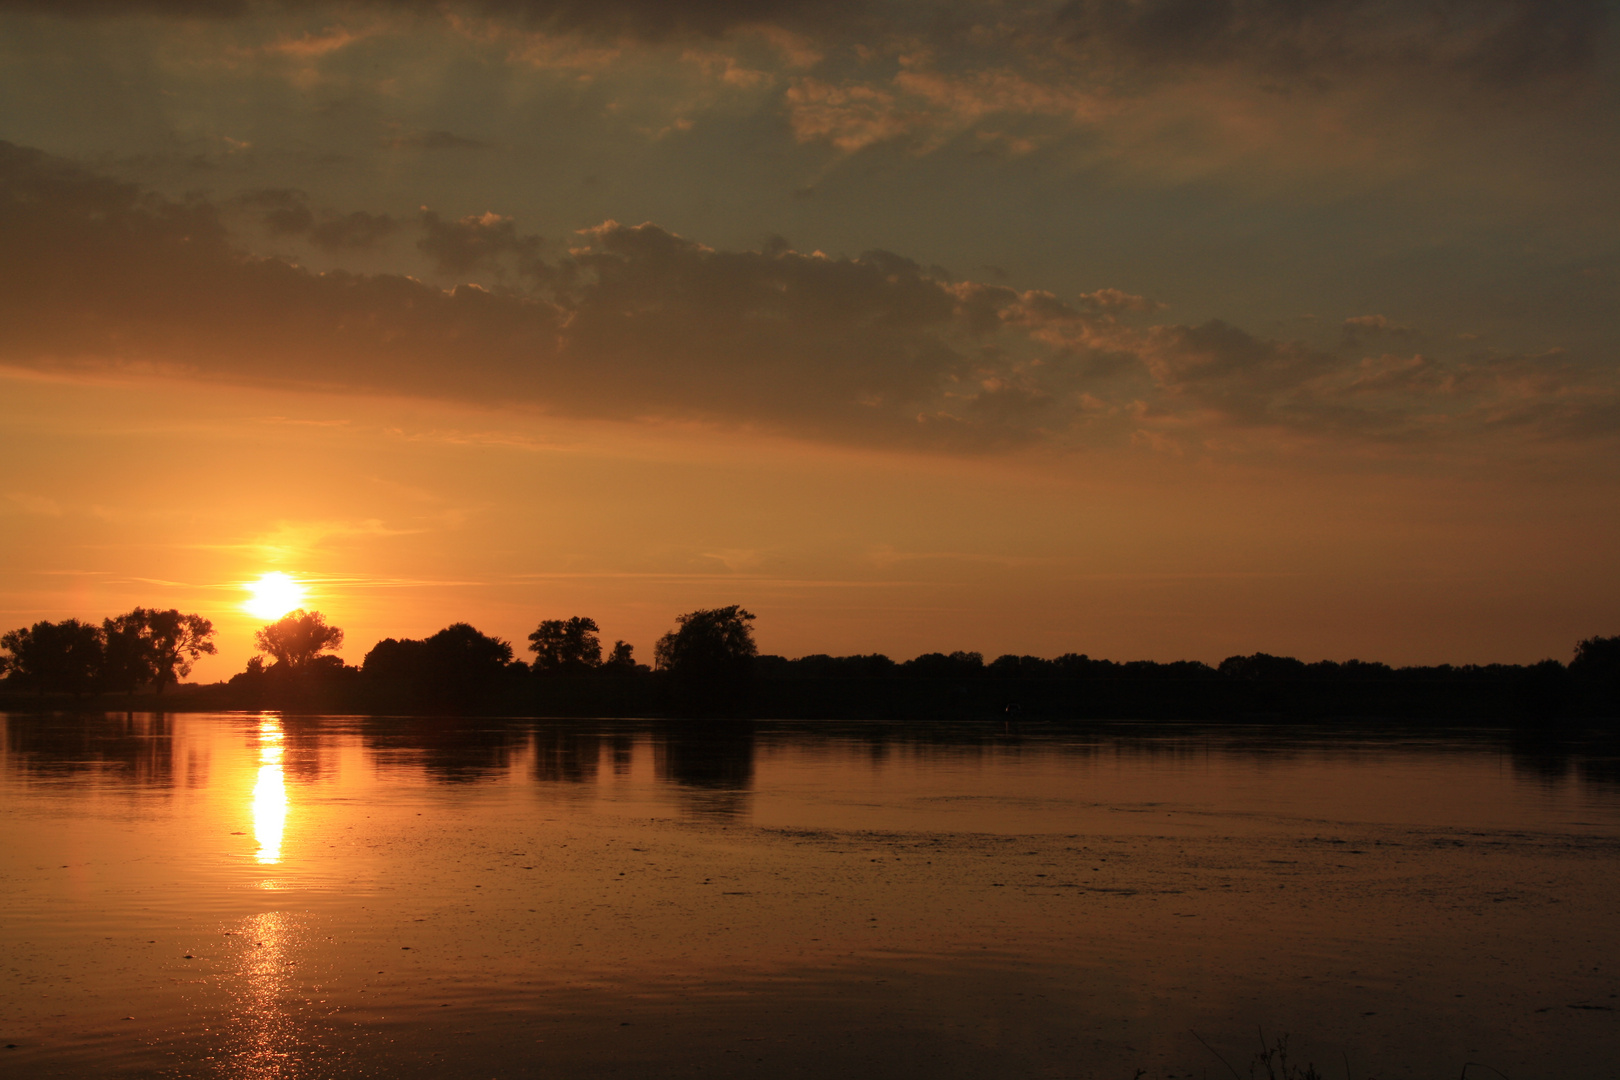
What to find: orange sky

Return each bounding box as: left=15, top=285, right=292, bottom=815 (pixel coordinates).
left=1, top=1, right=1617, bottom=678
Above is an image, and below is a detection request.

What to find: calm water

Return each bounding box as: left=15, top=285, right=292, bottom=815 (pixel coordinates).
left=2, top=713, right=1618, bottom=1079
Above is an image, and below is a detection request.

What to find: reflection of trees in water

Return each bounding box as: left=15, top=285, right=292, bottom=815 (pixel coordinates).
left=267, top=715, right=333, bottom=784
left=1577, top=756, right=1620, bottom=790
left=531, top=726, right=601, bottom=783
left=609, top=733, right=633, bottom=777
left=360, top=717, right=527, bottom=783
left=655, top=724, right=756, bottom=818
left=1506, top=731, right=1620, bottom=791
left=3, top=712, right=189, bottom=787
left=1510, top=745, right=1574, bottom=787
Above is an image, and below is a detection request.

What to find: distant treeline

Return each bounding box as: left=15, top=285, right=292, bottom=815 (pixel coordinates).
left=2, top=604, right=1617, bottom=723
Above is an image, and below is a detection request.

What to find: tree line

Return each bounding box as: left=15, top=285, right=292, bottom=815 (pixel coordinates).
left=3, top=602, right=1616, bottom=720
left=240, top=605, right=757, bottom=684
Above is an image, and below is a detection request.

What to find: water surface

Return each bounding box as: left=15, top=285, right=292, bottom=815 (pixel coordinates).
left=3, top=713, right=1618, bottom=1078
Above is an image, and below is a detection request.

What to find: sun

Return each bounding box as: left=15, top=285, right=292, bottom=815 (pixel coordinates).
left=243, top=572, right=308, bottom=621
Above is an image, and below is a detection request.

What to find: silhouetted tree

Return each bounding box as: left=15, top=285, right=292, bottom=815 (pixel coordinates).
left=360, top=637, right=425, bottom=681
left=363, top=623, right=516, bottom=704
left=255, top=609, right=343, bottom=672
left=1218, top=653, right=1308, bottom=680
left=424, top=622, right=514, bottom=680
left=1571, top=634, right=1620, bottom=716
left=0, top=619, right=104, bottom=695
left=101, top=611, right=156, bottom=692
left=602, top=639, right=638, bottom=672
left=1572, top=635, right=1620, bottom=678
left=903, top=651, right=984, bottom=678
left=654, top=605, right=757, bottom=678
left=528, top=616, right=602, bottom=673
left=113, top=608, right=216, bottom=693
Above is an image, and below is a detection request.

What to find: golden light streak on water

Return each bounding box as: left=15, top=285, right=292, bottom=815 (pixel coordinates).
left=228, top=909, right=297, bottom=1080
left=252, top=717, right=287, bottom=865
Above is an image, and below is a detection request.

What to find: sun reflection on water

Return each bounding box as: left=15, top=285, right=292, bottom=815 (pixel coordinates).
left=229, top=910, right=298, bottom=1080
left=252, top=717, right=287, bottom=865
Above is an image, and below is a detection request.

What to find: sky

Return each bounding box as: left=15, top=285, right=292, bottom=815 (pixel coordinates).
left=1, top=0, right=1617, bottom=680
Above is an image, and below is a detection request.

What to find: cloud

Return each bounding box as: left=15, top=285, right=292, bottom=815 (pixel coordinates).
left=0, top=142, right=1613, bottom=456
left=241, top=188, right=315, bottom=235
left=240, top=189, right=399, bottom=250
left=0, top=0, right=868, bottom=40
left=311, top=210, right=400, bottom=250
left=1341, top=314, right=1419, bottom=348
left=1139, top=321, right=1618, bottom=441
left=381, top=130, right=488, bottom=150
left=417, top=209, right=546, bottom=278
left=784, top=78, right=915, bottom=152
left=5, top=493, right=64, bottom=517
left=1053, top=0, right=1610, bottom=91
left=785, top=64, right=1111, bottom=153
left=265, top=23, right=374, bottom=56
left=9, top=0, right=1604, bottom=192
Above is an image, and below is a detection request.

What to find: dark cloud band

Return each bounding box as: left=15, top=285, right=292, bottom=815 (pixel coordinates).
left=1, top=142, right=1612, bottom=454
left=0, top=0, right=865, bottom=39
left=1055, top=0, right=1610, bottom=86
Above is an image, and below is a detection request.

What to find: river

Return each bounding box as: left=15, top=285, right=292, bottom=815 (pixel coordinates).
left=2, top=712, right=1617, bottom=1078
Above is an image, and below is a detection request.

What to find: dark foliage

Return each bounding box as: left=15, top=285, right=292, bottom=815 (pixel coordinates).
left=1570, top=634, right=1620, bottom=716
left=529, top=616, right=603, bottom=673
left=0, top=608, right=214, bottom=696
left=0, top=618, right=104, bottom=695
left=6, top=600, right=1617, bottom=726
left=255, top=609, right=344, bottom=671
left=361, top=622, right=521, bottom=709
left=138, top=609, right=217, bottom=692
left=602, top=639, right=638, bottom=672
left=102, top=612, right=154, bottom=692
left=654, top=605, right=757, bottom=678
left=652, top=605, right=758, bottom=715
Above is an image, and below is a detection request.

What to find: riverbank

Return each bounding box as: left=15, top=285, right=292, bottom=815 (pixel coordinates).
left=2, top=661, right=1612, bottom=725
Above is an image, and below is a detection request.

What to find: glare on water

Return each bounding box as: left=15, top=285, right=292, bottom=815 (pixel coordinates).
left=251, top=716, right=286, bottom=865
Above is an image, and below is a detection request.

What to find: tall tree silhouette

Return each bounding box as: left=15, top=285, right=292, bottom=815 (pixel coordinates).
left=141, top=609, right=216, bottom=692
left=82, top=608, right=216, bottom=694
left=528, top=616, right=602, bottom=673
left=102, top=611, right=155, bottom=692
left=255, top=609, right=343, bottom=672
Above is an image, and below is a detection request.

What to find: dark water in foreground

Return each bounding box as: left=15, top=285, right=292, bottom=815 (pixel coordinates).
left=2, top=714, right=1618, bottom=1079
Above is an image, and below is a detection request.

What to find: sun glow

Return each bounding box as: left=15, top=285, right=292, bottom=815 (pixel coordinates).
left=244, top=572, right=307, bottom=620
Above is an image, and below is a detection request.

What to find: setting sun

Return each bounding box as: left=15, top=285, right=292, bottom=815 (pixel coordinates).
left=243, top=573, right=307, bottom=621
